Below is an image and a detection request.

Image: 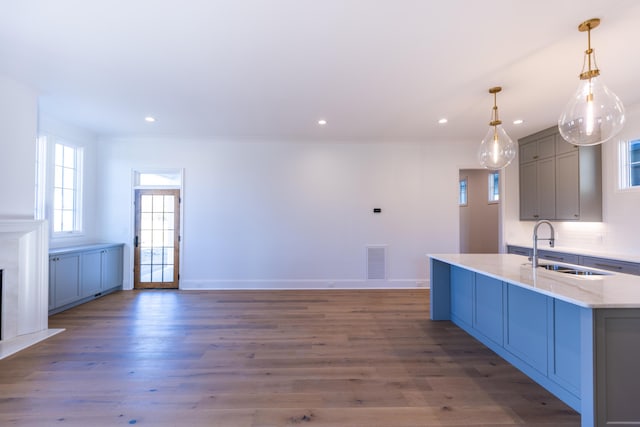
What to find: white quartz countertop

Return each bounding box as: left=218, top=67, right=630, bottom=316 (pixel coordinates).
left=505, top=242, right=640, bottom=263
left=49, top=242, right=124, bottom=255
left=429, top=253, right=640, bottom=309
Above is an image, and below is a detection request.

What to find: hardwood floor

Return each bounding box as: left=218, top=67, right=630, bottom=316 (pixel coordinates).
left=0, top=290, right=580, bottom=426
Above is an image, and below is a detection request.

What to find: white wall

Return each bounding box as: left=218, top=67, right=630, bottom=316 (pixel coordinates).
left=38, top=115, right=100, bottom=248
left=503, top=103, right=640, bottom=259
left=97, top=137, right=479, bottom=289
left=0, top=75, right=38, bottom=219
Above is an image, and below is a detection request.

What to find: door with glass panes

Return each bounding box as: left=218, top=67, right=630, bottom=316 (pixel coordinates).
left=134, top=189, right=180, bottom=289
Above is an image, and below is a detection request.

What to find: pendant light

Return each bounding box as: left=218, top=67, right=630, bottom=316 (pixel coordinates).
left=558, top=18, right=625, bottom=146
left=478, top=86, right=516, bottom=170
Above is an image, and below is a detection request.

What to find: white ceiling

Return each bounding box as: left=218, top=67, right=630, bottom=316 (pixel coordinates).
left=1, top=0, right=640, bottom=142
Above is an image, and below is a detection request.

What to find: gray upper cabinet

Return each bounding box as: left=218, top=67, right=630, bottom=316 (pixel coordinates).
left=519, top=126, right=602, bottom=221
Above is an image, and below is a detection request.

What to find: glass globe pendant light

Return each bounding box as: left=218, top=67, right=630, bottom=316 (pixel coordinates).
left=558, top=18, right=625, bottom=146
left=478, top=86, right=517, bottom=170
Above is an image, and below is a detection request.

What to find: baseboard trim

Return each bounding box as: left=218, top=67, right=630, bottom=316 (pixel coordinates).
left=179, top=279, right=430, bottom=290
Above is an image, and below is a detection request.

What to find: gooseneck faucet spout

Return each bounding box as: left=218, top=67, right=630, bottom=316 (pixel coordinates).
left=532, top=220, right=555, bottom=268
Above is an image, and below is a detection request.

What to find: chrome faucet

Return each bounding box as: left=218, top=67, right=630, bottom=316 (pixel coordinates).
left=532, top=220, right=555, bottom=268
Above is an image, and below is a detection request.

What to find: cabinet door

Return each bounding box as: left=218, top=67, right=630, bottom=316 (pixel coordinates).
left=520, top=135, right=555, bottom=163
left=555, top=151, right=580, bottom=220
left=581, top=256, right=640, bottom=275
left=537, top=135, right=556, bottom=160
left=537, top=250, right=580, bottom=265
left=450, top=266, right=474, bottom=329
left=507, top=245, right=532, bottom=257
left=51, top=253, right=81, bottom=308
left=556, top=136, right=578, bottom=156
left=520, top=141, right=539, bottom=163
left=504, top=284, right=549, bottom=374
left=520, top=162, right=538, bottom=220
left=549, top=299, right=581, bottom=397
left=474, top=274, right=503, bottom=345
left=102, top=246, right=123, bottom=290
left=537, top=157, right=556, bottom=219
left=81, top=250, right=102, bottom=297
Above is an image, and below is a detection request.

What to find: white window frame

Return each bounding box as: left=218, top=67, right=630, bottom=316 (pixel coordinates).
left=488, top=171, right=500, bottom=203
left=47, top=138, right=84, bottom=237
left=34, top=136, right=47, bottom=220
left=619, top=139, right=640, bottom=191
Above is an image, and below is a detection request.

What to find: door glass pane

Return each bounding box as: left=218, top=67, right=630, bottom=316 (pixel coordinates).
left=140, top=248, right=152, bottom=264
left=164, top=196, right=175, bottom=212
left=153, top=213, right=164, bottom=230
left=163, top=265, right=174, bottom=282
left=140, top=265, right=152, bottom=282
left=141, top=195, right=153, bottom=212
left=163, top=248, right=174, bottom=264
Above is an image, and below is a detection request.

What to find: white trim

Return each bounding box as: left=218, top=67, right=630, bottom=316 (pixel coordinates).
left=180, top=278, right=429, bottom=290
left=0, top=220, right=64, bottom=360
left=618, top=138, right=640, bottom=191
left=128, top=168, right=185, bottom=290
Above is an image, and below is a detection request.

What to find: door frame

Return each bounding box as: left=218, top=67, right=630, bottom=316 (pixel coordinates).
left=127, top=168, right=184, bottom=290
left=133, top=188, right=181, bottom=289
left=458, top=167, right=504, bottom=253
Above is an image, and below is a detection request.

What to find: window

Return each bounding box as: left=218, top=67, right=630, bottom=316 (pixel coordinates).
left=52, top=142, right=83, bottom=234
left=459, top=178, right=468, bottom=206
left=619, top=139, right=640, bottom=189
left=488, top=171, right=500, bottom=202
left=134, top=170, right=182, bottom=187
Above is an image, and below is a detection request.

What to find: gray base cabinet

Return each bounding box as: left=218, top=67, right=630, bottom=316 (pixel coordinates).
left=506, top=245, right=640, bottom=276
left=49, top=244, right=124, bottom=314
left=49, top=253, right=81, bottom=310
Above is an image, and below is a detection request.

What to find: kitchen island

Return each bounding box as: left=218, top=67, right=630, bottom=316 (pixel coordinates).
left=430, top=253, right=640, bottom=427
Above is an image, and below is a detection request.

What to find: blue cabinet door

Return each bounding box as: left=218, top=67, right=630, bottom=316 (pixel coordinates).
left=548, top=299, right=581, bottom=397
left=451, top=266, right=474, bottom=329
left=474, top=274, right=504, bottom=346
left=504, top=284, right=549, bottom=374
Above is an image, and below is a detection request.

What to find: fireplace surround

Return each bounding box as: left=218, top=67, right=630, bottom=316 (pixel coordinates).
left=0, top=220, right=63, bottom=359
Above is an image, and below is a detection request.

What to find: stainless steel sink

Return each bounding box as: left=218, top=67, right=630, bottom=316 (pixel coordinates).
left=538, top=263, right=611, bottom=276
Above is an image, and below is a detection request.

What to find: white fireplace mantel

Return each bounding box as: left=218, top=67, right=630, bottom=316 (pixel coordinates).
left=0, top=219, right=63, bottom=359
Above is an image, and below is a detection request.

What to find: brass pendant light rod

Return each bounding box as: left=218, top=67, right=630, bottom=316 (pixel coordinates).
left=579, top=18, right=600, bottom=80
left=488, top=86, right=502, bottom=126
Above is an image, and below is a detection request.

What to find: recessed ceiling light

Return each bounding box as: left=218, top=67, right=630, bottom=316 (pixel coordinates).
left=513, top=119, right=524, bottom=125
left=438, top=118, right=448, bottom=124
left=318, top=119, right=327, bottom=126
left=144, top=116, right=156, bottom=123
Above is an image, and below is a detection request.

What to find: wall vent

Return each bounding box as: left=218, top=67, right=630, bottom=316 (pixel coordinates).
left=366, top=246, right=387, bottom=280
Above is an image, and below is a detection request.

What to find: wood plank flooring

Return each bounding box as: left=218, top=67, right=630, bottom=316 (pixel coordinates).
left=0, top=290, right=580, bottom=426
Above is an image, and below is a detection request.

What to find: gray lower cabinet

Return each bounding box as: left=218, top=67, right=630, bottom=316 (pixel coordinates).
left=537, top=250, right=580, bottom=265
left=506, top=245, right=640, bottom=276
left=49, top=253, right=81, bottom=310
left=581, top=256, right=640, bottom=276
left=506, top=245, right=532, bottom=257
left=81, top=249, right=102, bottom=297
left=49, top=244, right=124, bottom=314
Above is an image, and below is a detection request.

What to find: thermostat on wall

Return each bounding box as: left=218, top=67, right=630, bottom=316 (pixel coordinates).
left=373, top=208, right=382, bottom=213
